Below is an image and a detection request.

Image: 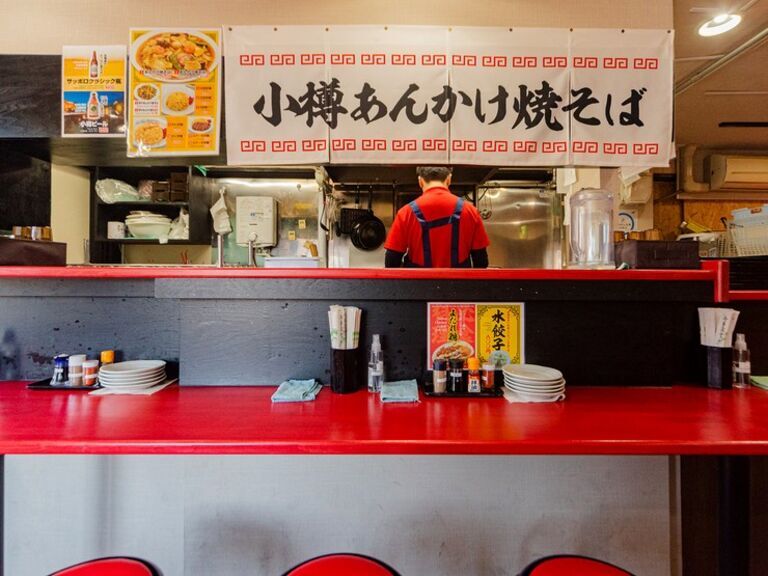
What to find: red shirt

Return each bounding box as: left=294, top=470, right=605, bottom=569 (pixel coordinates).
left=384, top=186, right=490, bottom=267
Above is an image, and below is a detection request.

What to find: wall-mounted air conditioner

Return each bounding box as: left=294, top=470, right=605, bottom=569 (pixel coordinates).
left=710, top=155, right=768, bottom=190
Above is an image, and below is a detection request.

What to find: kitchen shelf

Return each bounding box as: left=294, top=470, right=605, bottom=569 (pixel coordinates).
left=677, top=191, right=768, bottom=201
left=93, top=238, right=209, bottom=245
left=90, top=166, right=212, bottom=263
left=96, top=200, right=190, bottom=207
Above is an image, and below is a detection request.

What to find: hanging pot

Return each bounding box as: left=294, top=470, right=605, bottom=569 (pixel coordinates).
left=351, top=186, right=386, bottom=251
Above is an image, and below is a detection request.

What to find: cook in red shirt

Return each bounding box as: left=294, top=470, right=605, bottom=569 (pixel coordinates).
left=384, top=166, right=490, bottom=268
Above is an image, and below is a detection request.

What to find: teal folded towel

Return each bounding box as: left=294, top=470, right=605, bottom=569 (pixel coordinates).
left=380, top=379, right=420, bottom=403
left=271, top=379, right=322, bottom=403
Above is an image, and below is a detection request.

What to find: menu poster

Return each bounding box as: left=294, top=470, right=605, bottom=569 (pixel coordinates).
left=61, top=45, right=126, bottom=137
left=427, top=302, right=525, bottom=368
left=427, top=303, right=476, bottom=367
left=127, top=28, right=221, bottom=157
left=476, top=303, right=524, bottom=366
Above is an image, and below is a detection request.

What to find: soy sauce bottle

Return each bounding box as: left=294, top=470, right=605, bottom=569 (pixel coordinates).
left=448, top=359, right=465, bottom=393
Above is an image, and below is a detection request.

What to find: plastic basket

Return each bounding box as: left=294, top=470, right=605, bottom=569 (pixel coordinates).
left=722, top=221, right=768, bottom=257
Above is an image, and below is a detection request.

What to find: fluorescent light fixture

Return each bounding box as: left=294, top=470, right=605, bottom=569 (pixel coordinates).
left=698, top=13, right=742, bottom=36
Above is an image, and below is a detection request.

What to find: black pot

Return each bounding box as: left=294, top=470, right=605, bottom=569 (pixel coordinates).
left=350, top=187, right=386, bottom=251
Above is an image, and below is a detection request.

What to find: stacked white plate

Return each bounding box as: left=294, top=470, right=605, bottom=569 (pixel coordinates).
left=125, top=211, right=172, bottom=239
left=98, top=360, right=167, bottom=390
left=502, top=364, right=565, bottom=402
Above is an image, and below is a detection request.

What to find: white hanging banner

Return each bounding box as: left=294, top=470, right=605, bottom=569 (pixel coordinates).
left=569, top=29, right=674, bottom=167
left=326, top=26, right=450, bottom=164
left=224, top=26, right=329, bottom=165
left=224, top=26, right=673, bottom=167
left=449, top=27, right=571, bottom=166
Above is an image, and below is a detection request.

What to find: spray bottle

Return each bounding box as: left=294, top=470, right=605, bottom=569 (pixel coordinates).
left=368, top=334, right=384, bottom=392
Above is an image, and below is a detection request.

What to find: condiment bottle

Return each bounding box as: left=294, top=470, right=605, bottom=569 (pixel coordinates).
left=82, top=359, right=99, bottom=387
left=52, top=354, right=69, bottom=386
left=100, top=349, right=115, bottom=365
left=467, top=357, right=481, bottom=393
left=481, top=363, right=496, bottom=392
left=68, top=354, right=86, bottom=387
left=732, top=333, right=751, bottom=389
left=448, top=359, right=465, bottom=393
left=432, top=359, right=447, bottom=394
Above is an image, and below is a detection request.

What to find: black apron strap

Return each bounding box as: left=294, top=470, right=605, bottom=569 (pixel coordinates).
left=408, top=197, right=465, bottom=268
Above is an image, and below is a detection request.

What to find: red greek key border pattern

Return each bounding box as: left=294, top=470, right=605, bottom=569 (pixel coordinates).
left=300, top=53, right=325, bottom=65
left=452, top=54, right=477, bottom=66
left=482, top=140, right=508, bottom=152
left=633, top=58, right=659, bottom=70
left=572, top=140, right=599, bottom=154
left=330, top=53, right=356, bottom=65
left=391, top=54, right=417, bottom=66
left=633, top=142, right=659, bottom=155
left=392, top=139, right=417, bottom=151
left=542, top=56, right=568, bottom=68
left=239, top=54, right=265, bottom=66
left=271, top=140, right=297, bottom=152
left=603, top=142, right=629, bottom=154
left=512, top=141, right=537, bottom=153
left=240, top=140, right=266, bottom=153
left=362, top=139, right=387, bottom=151
left=301, top=139, right=327, bottom=152
left=331, top=138, right=356, bottom=151
left=511, top=56, right=537, bottom=68
left=452, top=140, right=478, bottom=152
left=270, top=54, right=295, bottom=66
left=422, top=54, right=447, bottom=66
left=361, top=53, right=386, bottom=65
left=542, top=141, right=568, bottom=153
left=603, top=57, right=629, bottom=69
left=422, top=139, right=447, bottom=151
left=573, top=56, right=598, bottom=68
left=482, top=56, right=508, bottom=67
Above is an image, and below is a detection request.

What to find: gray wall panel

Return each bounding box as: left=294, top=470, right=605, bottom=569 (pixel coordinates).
left=0, top=279, right=155, bottom=298
left=0, top=296, right=180, bottom=380
left=179, top=299, right=425, bottom=385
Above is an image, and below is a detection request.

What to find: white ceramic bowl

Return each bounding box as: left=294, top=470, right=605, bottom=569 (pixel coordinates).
left=126, top=221, right=172, bottom=239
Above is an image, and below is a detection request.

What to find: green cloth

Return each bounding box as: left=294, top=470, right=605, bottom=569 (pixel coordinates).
left=380, top=379, right=420, bottom=403
left=271, top=379, right=322, bottom=403
left=750, top=376, right=768, bottom=390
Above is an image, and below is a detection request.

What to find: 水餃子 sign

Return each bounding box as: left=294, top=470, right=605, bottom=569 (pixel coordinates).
left=224, top=26, right=673, bottom=167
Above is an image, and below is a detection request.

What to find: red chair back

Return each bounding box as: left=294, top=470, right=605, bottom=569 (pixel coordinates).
left=283, top=553, right=401, bottom=576
left=520, top=555, right=635, bottom=576
left=49, top=557, right=161, bottom=576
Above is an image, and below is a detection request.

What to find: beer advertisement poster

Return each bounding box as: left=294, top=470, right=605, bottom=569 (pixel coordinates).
left=62, top=45, right=126, bottom=137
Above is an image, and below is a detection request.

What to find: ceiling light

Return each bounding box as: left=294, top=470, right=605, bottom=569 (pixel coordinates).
left=698, top=13, right=742, bottom=36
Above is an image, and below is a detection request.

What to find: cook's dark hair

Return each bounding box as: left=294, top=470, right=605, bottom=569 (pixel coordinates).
left=416, top=166, right=452, bottom=183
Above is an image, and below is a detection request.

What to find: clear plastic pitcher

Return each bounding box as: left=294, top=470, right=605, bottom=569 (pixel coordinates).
left=569, top=188, right=615, bottom=269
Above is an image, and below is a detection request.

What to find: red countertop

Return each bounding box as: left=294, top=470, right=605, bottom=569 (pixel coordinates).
left=2, top=382, right=768, bottom=456
left=0, top=265, right=720, bottom=282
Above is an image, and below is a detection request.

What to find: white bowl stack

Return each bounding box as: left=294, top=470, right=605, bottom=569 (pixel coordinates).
left=502, top=364, right=565, bottom=402
left=125, top=211, right=172, bottom=239
left=98, top=360, right=167, bottom=390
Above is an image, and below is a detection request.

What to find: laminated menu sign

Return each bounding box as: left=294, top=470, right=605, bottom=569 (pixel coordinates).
left=428, top=302, right=524, bottom=367
left=428, top=304, right=476, bottom=365
left=61, top=45, right=126, bottom=137
left=476, top=303, right=524, bottom=365
left=127, top=28, right=221, bottom=157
